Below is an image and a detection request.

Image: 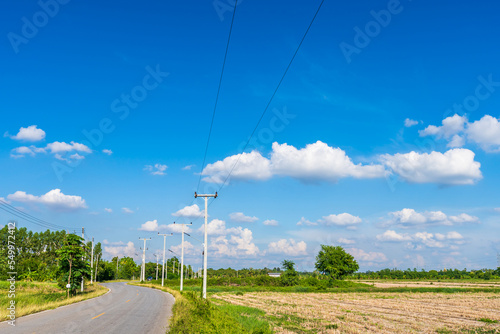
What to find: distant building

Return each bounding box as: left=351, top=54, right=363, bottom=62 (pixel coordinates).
left=268, top=272, right=281, bottom=278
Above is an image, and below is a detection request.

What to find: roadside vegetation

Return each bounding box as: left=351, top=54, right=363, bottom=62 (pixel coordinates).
left=0, top=281, right=108, bottom=321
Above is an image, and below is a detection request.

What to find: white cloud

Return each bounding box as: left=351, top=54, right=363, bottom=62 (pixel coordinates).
left=202, top=151, right=272, bottom=183
left=319, top=213, right=361, bottom=226
left=102, top=149, right=113, bottom=155
left=419, top=114, right=467, bottom=142
left=268, top=239, right=307, bottom=256
left=348, top=248, right=387, bottom=262
left=202, top=141, right=385, bottom=184
left=420, top=114, right=500, bottom=152
left=172, top=204, right=204, bottom=219
left=104, top=208, right=112, bottom=213
left=229, top=212, right=258, bottom=223
left=7, top=125, right=46, bottom=142
left=7, top=189, right=87, bottom=211
left=384, top=208, right=479, bottom=228
left=337, top=237, right=356, bottom=245
left=377, top=230, right=464, bottom=248
left=122, top=207, right=134, bottom=214
left=163, top=223, right=192, bottom=233
left=10, top=145, right=46, bottom=158
left=381, top=148, right=482, bottom=185
left=296, top=217, right=317, bottom=226
left=404, top=118, right=419, bottom=127
left=69, top=153, right=85, bottom=160
left=182, top=164, right=195, bottom=171
left=263, top=219, right=279, bottom=226
left=104, top=241, right=138, bottom=260
left=448, top=213, right=479, bottom=224
left=103, top=239, right=124, bottom=246
left=197, top=219, right=229, bottom=236
left=144, top=164, right=167, bottom=176
left=171, top=241, right=195, bottom=256
left=376, top=230, right=412, bottom=242
left=139, top=219, right=159, bottom=231
left=494, top=208, right=500, bottom=213
left=210, top=227, right=260, bottom=257
left=466, top=115, right=500, bottom=152
left=46, top=141, right=91, bottom=154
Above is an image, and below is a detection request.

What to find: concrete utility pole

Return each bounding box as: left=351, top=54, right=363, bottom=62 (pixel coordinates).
left=90, top=237, right=94, bottom=284
left=174, top=222, right=192, bottom=291
left=154, top=254, right=159, bottom=280
left=81, top=227, right=85, bottom=292
left=139, top=237, right=151, bottom=282
left=195, top=192, right=218, bottom=299
left=158, top=232, right=173, bottom=287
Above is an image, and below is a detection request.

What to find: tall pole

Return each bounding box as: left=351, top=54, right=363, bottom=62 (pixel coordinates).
left=139, top=237, right=151, bottom=282
left=158, top=233, right=173, bottom=287
left=195, top=192, right=218, bottom=299
left=174, top=222, right=192, bottom=291
left=155, top=254, right=159, bottom=280
left=115, top=255, right=119, bottom=280
left=90, top=237, right=94, bottom=284
left=81, top=227, right=84, bottom=292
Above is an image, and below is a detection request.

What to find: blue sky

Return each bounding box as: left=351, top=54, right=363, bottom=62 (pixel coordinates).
left=1, top=0, right=500, bottom=271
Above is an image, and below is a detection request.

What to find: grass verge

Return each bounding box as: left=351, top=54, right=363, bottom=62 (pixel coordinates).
left=0, top=281, right=108, bottom=321
left=130, top=282, right=272, bottom=333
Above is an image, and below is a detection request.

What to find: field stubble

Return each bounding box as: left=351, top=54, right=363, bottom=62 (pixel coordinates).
left=213, top=291, right=500, bottom=333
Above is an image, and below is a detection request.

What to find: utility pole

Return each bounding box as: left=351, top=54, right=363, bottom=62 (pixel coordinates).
left=81, top=227, right=84, bottom=292
left=155, top=254, right=159, bottom=280
left=90, top=237, right=94, bottom=284
left=195, top=192, right=218, bottom=299
left=497, top=252, right=500, bottom=268
left=115, top=255, right=119, bottom=280
left=174, top=222, right=192, bottom=291
left=139, top=237, right=151, bottom=282
left=158, top=233, right=173, bottom=287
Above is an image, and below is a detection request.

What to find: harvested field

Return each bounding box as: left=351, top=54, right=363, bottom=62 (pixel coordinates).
left=213, top=292, right=500, bottom=333
left=358, top=281, right=500, bottom=289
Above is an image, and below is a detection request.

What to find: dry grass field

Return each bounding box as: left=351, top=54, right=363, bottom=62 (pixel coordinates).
left=213, top=291, right=500, bottom=333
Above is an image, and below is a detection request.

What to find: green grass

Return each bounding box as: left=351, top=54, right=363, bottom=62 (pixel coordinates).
left=0, top=281, right=108, bottom=321
left=478, top=318, right=499, bottom=324
left=130, top=283, right=272, bottom=334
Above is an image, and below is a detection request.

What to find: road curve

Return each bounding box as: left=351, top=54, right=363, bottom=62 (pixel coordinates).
left=0, top=282, right=175, bottom=334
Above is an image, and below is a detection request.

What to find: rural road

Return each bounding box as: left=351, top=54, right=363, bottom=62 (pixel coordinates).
left=0, top=282, right=175, bottom=334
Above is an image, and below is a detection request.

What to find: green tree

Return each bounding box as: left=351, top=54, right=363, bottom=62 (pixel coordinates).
left=56, top=234, right=90, bottom=297
left=280, top=259, right=299, bottom=286
left=315, top=245, right=359, bottom=280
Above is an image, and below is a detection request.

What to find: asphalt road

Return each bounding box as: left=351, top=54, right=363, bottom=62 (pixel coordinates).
left=0, top=282, right=175, bottom=334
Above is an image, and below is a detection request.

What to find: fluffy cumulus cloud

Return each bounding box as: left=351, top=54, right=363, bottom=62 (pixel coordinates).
left=377, top=230, right=464, bottom=248
left=172, top=204, right=204, bottom=219
left=319, top=213, right=361, bottom=226
left=5, top=125, right=46, bottom=142
left=404, top=118, right=419, bottom=127
left=202, top=140, right=482, bottom=186
left=229, top=212, right=258, bottom=223
left=347, top=248, right=387, bottom=263
left=138, top=219, right=159, bottom=231
left=202, top=141, right=385, bottom=184
left=104, top=241, right=138, bottom=259
left=384, top=208, right=479, bottom=228
left=268, top=239, right=307, bottom=256
left=144, top=164, right=167, bottom=176
left=262, top=219, right=279, bottom=226
left=102, top=149, right=113, bottom=155
left=7, top=189, right=87, bottom=211
left=380, top=149, right=482, bottom=185
left=420, top=114, right=500, bottom=152
left=10, top=140, right=92, bottom=161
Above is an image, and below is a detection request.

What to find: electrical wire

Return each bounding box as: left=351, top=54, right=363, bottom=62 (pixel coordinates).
left=196, top=0, right=239, bottom=193
left=0, top=199, right=79, bottom=231
left=217, top=0, right=325, bottom=193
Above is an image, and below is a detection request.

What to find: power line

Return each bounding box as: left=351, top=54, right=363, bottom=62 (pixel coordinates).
left=196, top=0, right=239, bottom=193
left=217, top=0, right=325, bottom=193
left=0, top=199, right=78, bottom=231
